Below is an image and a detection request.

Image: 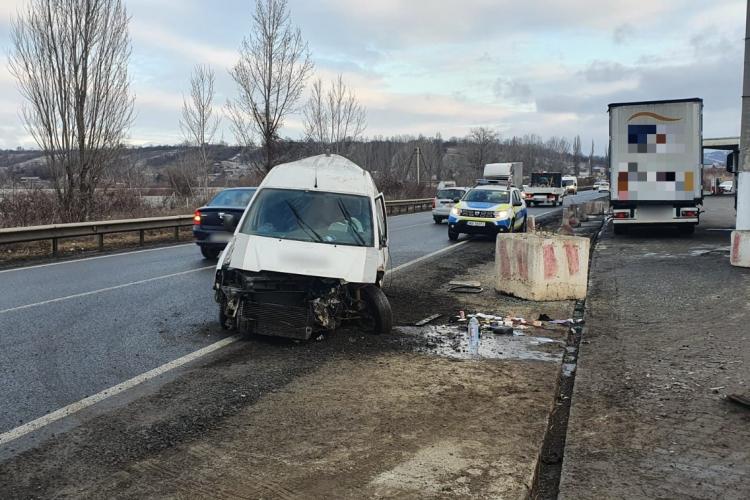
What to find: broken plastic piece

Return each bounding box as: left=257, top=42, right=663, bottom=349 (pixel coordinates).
left=415, top=314, right=442, bottom=326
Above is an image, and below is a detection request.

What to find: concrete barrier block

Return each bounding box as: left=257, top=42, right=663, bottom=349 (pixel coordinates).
left=495, top=233, right=590, bottom=301
left=730, top=230, right=750, bottom=268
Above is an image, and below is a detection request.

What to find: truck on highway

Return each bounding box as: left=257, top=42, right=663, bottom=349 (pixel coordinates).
left=608, top=98, right=703, bottom=235
left=523, top=172, right=565, bottom=206
left=483, top=162, right=523, bottom=188
left=214, top=154, right=392, bottom=339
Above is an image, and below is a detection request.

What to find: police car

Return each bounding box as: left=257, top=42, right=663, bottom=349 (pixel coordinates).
left=447, top=184, right=528, bottom=240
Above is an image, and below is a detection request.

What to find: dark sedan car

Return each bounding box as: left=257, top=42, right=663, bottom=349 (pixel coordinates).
left=193, top=187, right=257, bottom=259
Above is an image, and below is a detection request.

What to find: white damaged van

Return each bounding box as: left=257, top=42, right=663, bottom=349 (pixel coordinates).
left=214, top=154, right=392, bottom=339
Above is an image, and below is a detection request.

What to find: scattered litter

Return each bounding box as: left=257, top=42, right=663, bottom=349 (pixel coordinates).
left=491, top=325, right=514, bottom=335
left=562, top=362, right=576, bottom=377
left=415, top=313, right=442, bottom=326
left=727, top=394, right=750, bottom=409
left=315, top=334, right=325, bottom=341
left=710, top=386, right=725, bottom=393
left=448, top=280, right=484, bottom=293
left=538, top=314, right=552, bottom=321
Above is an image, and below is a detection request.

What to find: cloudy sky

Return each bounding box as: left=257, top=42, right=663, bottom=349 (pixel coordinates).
left=0, top=0, right=745, bottom=152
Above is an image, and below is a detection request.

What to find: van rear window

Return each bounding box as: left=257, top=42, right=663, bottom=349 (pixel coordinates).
left=436, top=189, right=465, bottom=199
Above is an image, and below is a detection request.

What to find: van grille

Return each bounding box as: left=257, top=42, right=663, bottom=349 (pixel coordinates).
left=238, top=301, right=313, bottom=340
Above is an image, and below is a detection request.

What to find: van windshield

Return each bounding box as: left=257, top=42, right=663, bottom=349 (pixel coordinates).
left=463, top=189, right=509, bottom=204
left=240, top=188, right=374, bottom=247
left=562, top=179, right=576, bottom=186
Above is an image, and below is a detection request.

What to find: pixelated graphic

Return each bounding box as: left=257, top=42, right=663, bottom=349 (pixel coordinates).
left=618, top=111, right=695, bottom=201
left=617, top=161, right=695, bottom=201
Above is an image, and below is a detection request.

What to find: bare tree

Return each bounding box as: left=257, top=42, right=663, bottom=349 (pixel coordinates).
left=181, top=64, right=219, bottom=189
left=572, top=135, right=582, bottom=176
left=228, top=0, right=313, bottom=172
left=303, top=74, right=366, bottom=155
left=9, top=0, right=134, bottom=221
left=467, top=127, right=499, bottom=175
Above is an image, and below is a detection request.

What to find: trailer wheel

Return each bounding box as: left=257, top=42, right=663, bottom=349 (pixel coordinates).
left=361, top=285, right=392, bottom=335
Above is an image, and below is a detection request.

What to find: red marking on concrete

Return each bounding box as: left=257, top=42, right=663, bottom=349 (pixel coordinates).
left=564, top=242, right=580, bottom=275
left=499, top=240, right=511, bottom=278
left=732, top=232, right=741, bottom=264
left=543, top=244, right=558, bottom=279
left=516, top=244, right=528, bottom=280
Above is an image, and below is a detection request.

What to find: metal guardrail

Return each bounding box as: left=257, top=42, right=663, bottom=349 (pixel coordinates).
left=0, top=199, right=435, bottom=255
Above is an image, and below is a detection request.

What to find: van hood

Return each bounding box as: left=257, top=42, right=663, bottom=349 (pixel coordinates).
left=225, top=233, right=380, bottom=283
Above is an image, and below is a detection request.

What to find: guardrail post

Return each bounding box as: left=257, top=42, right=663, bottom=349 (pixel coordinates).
left=139, top=230, right=144, bottom=246
left=98, top=234, right=104, bottom=251
left=51, top=238, right=58, bottom=256
left=174, top=226, right=179, bottom=240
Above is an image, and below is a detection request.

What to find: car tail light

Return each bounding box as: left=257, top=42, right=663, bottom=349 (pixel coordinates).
left=193, top=210, right=201, bottom=224
left=681, top=210, right=698, bottom=218
left=614, top=211, right=630, bottom=219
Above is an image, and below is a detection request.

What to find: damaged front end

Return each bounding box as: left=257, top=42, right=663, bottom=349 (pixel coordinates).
left=215, top=267, right=368, bottom=340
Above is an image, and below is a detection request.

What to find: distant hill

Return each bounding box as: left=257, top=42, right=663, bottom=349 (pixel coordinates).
left=704, top=150, right=728, bottom=165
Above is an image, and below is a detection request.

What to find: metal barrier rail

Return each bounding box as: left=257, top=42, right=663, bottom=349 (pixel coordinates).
left=0, top=198, right=435, bottom=255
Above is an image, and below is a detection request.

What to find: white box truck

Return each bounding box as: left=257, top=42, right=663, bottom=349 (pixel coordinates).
left=608, top=98, right=703, bottom=235
left=483, top=162, right=523, bottom=188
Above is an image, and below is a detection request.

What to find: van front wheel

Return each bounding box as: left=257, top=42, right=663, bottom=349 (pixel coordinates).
left=361, top=285, right=392, bottom=335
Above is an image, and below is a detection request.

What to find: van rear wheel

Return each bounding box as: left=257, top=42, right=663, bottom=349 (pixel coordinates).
left=361, top=285, right=392, bottom=335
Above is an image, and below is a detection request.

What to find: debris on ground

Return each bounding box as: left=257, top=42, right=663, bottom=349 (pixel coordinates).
left=414, top=313, right=442, bottom=326
left=448, top=280, right=483, bottom=293
left=727, top=394, right=750, bottom=409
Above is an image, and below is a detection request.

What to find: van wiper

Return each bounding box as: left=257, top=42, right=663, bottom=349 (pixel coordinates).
left=336, top=199, right=366, bottom=246
left=285, top=200, right=324, bottom=243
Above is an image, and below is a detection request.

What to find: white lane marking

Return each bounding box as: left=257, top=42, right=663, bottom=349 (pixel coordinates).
left=0, top=266, right=214, bottom=315
left=0, top=243, right=195, bottom=275
left=0, top=335, right=241, bottom=448
left=388, top=240, right=469, bottom=274
left=0, top=241, right=471, bottom=446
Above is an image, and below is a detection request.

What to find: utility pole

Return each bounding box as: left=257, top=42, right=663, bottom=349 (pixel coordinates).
left=415, top=147, right=421, bottom=184
left=732, top=0, right=750, bottom=267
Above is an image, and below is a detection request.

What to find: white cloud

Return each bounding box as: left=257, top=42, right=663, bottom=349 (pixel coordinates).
left=130, top=20, right=238, bottom=69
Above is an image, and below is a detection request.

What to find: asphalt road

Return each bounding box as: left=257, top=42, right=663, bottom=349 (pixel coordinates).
left=0, top=190, right=603, bottom=437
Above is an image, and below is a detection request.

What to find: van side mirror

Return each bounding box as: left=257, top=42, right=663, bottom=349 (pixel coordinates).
left=726, top=151, right=736, bottom=173
left=513, top=199, right=523, bottom=207
left=222, top=214, right=238, bottom=230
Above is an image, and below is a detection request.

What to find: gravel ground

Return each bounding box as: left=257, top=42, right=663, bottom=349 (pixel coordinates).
left=559, top=196, right=750, bottom=499
left=0, top=234, right=577, bottom=499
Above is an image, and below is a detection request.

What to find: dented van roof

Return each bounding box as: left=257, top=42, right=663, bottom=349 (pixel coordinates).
left=260, top=154, right=379, bottom=197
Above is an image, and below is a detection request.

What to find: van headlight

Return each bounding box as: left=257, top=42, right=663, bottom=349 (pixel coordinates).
left=451, top=206, right=460, bottom=215
left=494, top=210, right=509, bottom=219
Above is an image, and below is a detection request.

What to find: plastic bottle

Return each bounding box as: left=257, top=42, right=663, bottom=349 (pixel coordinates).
left=468, top=317, right=480, bottom=356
